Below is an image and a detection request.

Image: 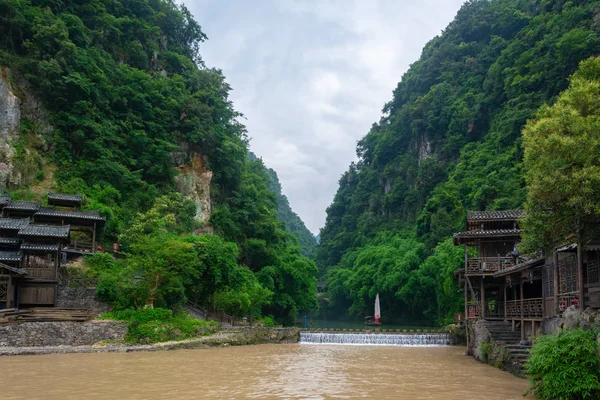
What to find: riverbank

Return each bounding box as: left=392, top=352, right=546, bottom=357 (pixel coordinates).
left=0, top=327, right=301, bottom=356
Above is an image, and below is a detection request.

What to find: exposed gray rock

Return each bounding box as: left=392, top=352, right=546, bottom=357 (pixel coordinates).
left=0, top=77, right=20, bottom=139
left=174, top=152, right=212, bottom=226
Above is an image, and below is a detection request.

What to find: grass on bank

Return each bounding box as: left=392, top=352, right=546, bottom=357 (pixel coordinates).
left=100, top=308, right=218, bottom=344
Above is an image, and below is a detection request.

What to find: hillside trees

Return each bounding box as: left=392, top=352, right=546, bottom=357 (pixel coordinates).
left=317, top=0, right=600, bottom=324
left=0, top=0, right=317, bottom=322
left=522, top=56, right=600, bottom=251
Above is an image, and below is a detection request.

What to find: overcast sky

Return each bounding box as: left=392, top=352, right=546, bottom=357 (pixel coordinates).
left=184, top=1, right=465, bottom=234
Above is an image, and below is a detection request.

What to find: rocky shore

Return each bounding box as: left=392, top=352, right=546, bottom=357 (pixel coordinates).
left=0, top=327, right=301, bottom=356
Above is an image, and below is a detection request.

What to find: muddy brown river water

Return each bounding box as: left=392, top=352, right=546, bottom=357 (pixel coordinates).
left=0, top=344, right=532, bottom=399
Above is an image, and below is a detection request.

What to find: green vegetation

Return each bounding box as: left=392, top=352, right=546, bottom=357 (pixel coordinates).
left=317, top=0, right=600, bottom=325
left=526, top=328, right=600, bottom=400
left=522, top=55, right=600, bottom=252
left=100, top=308, right=218, bottom=344
left=479, top=341, right=492, bottom=363
left=0, top=0, right=316, bottom=324
left=264, top=163, right=317, bottom=258
left=86, top=193, right=316, bottom=324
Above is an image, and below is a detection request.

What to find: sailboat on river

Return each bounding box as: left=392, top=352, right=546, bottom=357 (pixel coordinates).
left=364, top=293, right=382, bottom=326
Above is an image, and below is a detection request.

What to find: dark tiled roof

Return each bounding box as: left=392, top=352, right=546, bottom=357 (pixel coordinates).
left=35, top=207, right=105, bottom=222
left=18, top=224, right=70, bottom=239
left=0, top=195, right=11, bottom=206
left=0, top=250, right=22, bottom=262
left=467, top=210, right=525, bottom=222
left=0, top=218, right=30, bottom=230
left=20, top=243, right=60, bottom=252
left=453, top=229, right=522, bottom=245
left=494, top=257, right=546, bottom=277
left=0, top=237, right=19, bottom=246
left=4, top=201, right=40, bottom=212
left=48, top=193, right=82, bottom=204
left=0, top=262, right=26, bottom=275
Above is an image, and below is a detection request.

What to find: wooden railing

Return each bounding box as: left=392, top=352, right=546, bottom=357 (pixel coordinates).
left=466, top=257, right=514, bottom=274
left=505, top=298, right=544, bottom=318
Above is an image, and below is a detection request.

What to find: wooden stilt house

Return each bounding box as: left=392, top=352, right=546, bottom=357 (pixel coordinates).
left=454, top=210, right=600, bottom=344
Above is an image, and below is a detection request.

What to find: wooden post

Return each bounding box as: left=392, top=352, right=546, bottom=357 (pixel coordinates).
left=503, top=283, right=507, bottom=321
left=92, top=222, right=97, bottom=254
left=6, top=275, right=11, bottom=309
left=577, top=234, right=585, bottom=309
left=480, top=277, right=486, bottom=319
left=520, top=281, right=524, bottom=341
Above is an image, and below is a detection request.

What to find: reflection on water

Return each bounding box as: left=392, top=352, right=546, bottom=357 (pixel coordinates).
left=0, top=345, right=531, bottom=400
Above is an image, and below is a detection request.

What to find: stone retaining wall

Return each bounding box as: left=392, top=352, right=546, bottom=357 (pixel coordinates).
left=55, top=286, right=111, bottom=315
left=0, top=321, right=127, bottom=347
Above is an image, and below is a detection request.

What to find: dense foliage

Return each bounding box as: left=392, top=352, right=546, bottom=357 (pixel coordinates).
left=100, top=308, right=218, bottom=344
left=526, top=328, right=600, bottom=400
left=88, top=193, right=316, bottom=324
left=317, top=0, right=600, bottom=324
left=263, top=164, right=317, bottom=258
left=522, top=56, right=600, bottom=251
left=0, top=0, right=317, bottom=324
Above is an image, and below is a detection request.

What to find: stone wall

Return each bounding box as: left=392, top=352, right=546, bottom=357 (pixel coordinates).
left=541, top=306, right=600, bottom=334
left=0, top=321, right=127, bottom=347
left=55, top=286, right=111, bottom=315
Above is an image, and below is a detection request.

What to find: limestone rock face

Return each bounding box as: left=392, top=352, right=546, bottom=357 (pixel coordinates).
left=174, top=148, right=213, bottom=230
left=0, top=71, right=19, bottom=190
left=0, top=76, right=20, bottom=139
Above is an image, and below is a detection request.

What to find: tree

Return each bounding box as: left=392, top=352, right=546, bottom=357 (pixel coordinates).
left=522, top=56, right=600, bottom=251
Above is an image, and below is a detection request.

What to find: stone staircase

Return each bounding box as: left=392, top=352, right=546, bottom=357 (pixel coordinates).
left=483, top=321, right=532, bottom=367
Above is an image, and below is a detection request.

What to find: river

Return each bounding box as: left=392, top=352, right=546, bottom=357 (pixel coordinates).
left=0, top=344, right=531, bottom=399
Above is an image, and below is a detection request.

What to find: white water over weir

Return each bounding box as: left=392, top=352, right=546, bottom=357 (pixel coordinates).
left=300, top=332, right=452, bottom=346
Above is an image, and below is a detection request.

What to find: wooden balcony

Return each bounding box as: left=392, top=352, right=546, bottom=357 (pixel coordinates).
left=505, top=298, right=544, bottom=319
left=466, top=257, right=513, bottom=275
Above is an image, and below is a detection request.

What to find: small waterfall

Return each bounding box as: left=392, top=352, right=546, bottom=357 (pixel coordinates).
left=299, top=332, right=451, bottom=346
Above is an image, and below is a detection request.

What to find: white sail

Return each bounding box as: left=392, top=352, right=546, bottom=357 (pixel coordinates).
left=374, top=293, right=381, bottom=319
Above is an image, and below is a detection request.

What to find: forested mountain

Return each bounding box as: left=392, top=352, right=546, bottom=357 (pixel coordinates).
left=317, top=0, right=600, bottom=325
left=265, top=166, right=317, bottom=258
left=0, top=0, right=316, bottom=324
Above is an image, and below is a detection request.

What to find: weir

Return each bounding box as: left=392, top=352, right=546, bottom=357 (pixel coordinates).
left=300, top=332, right=452, bottom=346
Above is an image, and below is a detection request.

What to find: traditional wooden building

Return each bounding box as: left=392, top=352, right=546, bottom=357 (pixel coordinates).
left=34, top=208, right=104, bottom=254
left=0, top=192, right=107, bottom=309
left=454, top=210, right=548, bottom=341
left=3, top=201, right=40, bottom=218
left=0, top=263, right=27, bottom=309
left=454, top=210, right=600, bottom=344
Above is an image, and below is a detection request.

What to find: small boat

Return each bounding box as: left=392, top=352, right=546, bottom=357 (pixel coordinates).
left=365, top=293, right=382, bottom=325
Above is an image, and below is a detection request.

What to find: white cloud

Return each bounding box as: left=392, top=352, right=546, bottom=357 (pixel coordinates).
left=183, top=0, right=465, bottom=233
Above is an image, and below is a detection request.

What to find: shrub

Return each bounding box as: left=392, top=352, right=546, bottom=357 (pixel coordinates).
left=263, top=316, right=275, bottom=327
left=525, top=328, right=600, bottom=400
left=100, top=308, right=218, bottom=344
left=479, top=341, right=492, bottom=362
